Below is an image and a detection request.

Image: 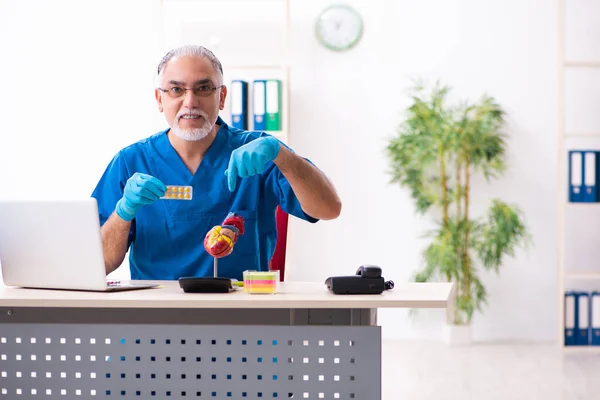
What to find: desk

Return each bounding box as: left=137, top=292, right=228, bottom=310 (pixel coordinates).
left=0, top=281, right=454, bottom=399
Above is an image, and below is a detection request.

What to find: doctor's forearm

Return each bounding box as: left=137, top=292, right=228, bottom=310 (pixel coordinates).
left=274, top=146, right=342, bottom=220
left=100, top=212, right=131, bottom=275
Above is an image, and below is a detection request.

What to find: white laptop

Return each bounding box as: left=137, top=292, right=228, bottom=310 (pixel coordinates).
left=0, top=198, right=158, bottom=292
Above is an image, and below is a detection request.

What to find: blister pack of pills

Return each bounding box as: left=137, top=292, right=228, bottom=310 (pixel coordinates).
left=161, top=185, right=193, bottom=200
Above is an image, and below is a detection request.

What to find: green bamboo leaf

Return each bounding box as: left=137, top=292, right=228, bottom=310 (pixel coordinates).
left=475, top=200, right=531, bottom=273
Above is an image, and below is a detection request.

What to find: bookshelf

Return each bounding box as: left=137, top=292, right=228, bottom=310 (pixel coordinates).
left=565, top=273, right=600, bottom=280
left=558, top=0, right=600, bottom=350
left=159, top=0, right=291, bottom=145
left=565, top=61, right=600, bottom=68
left=221, top=64, right=290, bottom=144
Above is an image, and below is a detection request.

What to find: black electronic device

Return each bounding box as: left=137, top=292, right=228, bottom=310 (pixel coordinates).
left=325, top=265, right=394, bottom=295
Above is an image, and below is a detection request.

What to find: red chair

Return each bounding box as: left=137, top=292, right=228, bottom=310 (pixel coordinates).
left=268, top=206, right=288, bottom=282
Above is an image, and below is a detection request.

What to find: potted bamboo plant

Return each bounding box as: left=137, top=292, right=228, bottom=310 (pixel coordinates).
left=386, top=81, right=531, bottom=344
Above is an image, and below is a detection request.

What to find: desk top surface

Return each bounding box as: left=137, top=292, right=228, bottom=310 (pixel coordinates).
left=0, top=281, right=454, bottom=309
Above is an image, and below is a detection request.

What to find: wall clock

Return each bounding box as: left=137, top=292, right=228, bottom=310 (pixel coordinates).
left=315, top=5, right=363, bottom=52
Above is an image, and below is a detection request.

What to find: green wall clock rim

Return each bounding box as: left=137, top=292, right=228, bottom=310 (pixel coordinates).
left=314, top=4, right=364, bottom=52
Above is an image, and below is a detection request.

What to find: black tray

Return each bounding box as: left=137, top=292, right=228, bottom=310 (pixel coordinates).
left=178, top=277, right=233, bottom=293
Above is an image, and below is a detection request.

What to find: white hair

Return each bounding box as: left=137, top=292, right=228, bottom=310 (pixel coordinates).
left=156, top=45, right=223, bottom=86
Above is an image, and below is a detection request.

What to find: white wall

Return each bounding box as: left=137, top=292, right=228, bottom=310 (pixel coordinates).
left=283, top=0, right=559, bottom=342
left=0, top=0, right=165, bottom=199
left=0, top=0, right=560, bottom=342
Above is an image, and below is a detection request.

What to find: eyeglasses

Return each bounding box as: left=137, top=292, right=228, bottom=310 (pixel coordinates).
left=158, top=85, right=224, bottom=99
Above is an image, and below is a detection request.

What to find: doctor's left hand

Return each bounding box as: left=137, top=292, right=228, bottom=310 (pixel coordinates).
left=225, top=136, right=281, bottom=191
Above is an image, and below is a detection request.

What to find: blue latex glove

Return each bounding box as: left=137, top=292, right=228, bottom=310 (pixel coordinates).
left=115, top=173, right=167, bottom=222
left=225, top=136, right=281, bottom=191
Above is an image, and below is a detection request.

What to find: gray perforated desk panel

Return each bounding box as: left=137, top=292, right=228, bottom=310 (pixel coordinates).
left=0, top=281, right=454, bottom=399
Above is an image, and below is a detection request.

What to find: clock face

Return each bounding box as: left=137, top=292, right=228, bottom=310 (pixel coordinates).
left=315, top=5, right=363, bottom=51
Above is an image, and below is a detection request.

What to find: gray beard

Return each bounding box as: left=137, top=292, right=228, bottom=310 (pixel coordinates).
left=172, top=120, right=212, bottom=141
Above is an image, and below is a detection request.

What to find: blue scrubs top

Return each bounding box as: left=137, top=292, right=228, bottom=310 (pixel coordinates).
left=91, top=117, right=318, bottom=281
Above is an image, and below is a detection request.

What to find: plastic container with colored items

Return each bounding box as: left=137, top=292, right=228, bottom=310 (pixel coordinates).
left=243, top=270, right=279, bottom=294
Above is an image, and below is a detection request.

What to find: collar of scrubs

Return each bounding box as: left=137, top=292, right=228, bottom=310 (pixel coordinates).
left=202, top=116, right=229, bottom=168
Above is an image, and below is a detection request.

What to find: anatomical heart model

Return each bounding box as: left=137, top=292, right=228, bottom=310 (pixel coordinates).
left=203, top=212, right=245, bottom=258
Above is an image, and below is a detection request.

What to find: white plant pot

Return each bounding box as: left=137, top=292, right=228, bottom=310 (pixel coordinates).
left=442, top=323, right=472, bottom=346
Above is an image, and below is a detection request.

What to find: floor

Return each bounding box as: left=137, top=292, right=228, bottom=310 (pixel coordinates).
left=381, top=340, right=600, bottom=400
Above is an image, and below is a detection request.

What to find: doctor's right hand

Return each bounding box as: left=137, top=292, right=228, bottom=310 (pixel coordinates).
left=115, top=173, right=166, bottom=222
